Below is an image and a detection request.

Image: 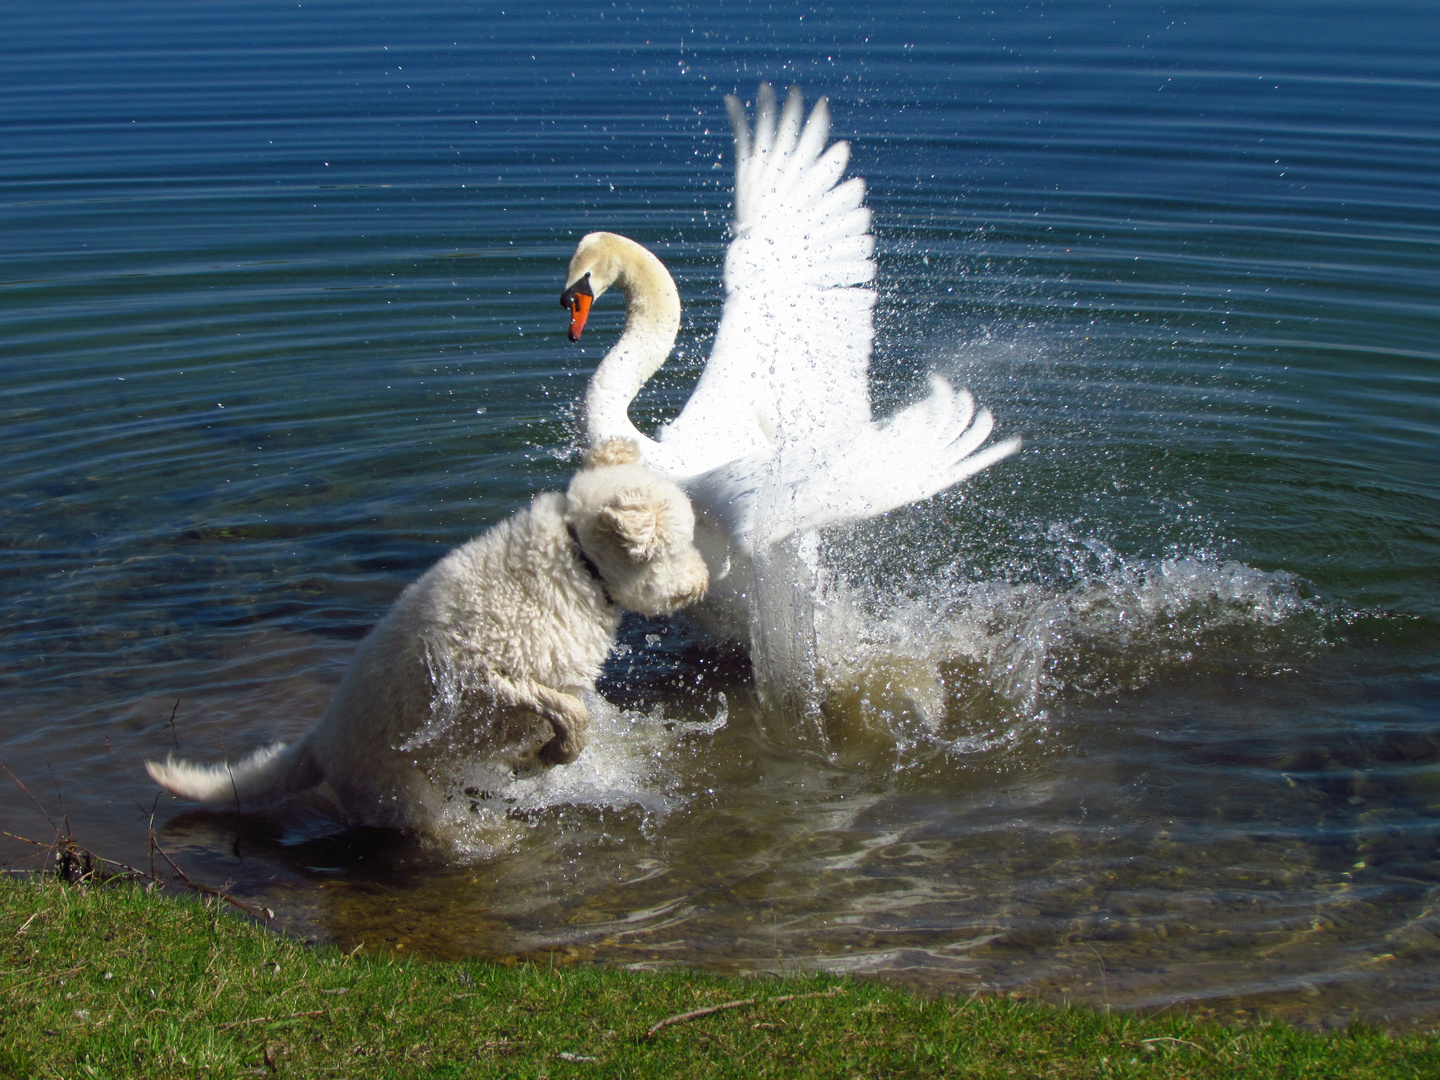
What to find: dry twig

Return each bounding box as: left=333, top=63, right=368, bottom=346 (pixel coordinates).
left=217, top=1009, right=334, bottom=1031
left=1141, top=1036, right=1214, bottom=1057
left=15, top=908, right=49, bottom=935
left=645, top=988, right=841, bottom=1039
left=1, top=963, right=86, bottom=995
left=477, top=1038, right=524, bottom=1053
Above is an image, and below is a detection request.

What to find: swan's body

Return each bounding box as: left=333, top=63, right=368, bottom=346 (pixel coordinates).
left=563, top=85, right=1020, bottom=642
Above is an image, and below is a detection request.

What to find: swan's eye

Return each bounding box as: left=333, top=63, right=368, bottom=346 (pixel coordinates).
left=560, top=272, right=593, bottom=308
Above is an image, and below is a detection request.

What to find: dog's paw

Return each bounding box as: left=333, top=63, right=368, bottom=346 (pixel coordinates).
left=538, top=733, right=584, bottom=766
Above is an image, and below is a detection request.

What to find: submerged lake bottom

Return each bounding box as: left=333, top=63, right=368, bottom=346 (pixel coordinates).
left=19, top=551, right=1434, bottom=1034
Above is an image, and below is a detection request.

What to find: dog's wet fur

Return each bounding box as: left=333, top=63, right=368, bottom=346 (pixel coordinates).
left=147, top=439, right=708, bottom=832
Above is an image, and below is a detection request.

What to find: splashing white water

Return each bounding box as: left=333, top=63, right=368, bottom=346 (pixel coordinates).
left=429, top=691, right=728, bottom=857
left=750, top=525, right=1327, bottom=760
left=401, top=521, right=1323, bottom=849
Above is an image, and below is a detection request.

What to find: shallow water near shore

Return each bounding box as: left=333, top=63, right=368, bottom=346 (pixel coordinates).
left=3, top=0, right=1438, bottom=1029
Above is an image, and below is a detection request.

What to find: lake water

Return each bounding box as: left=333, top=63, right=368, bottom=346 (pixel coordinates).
left=3, top=0, right=1438, bottom=1029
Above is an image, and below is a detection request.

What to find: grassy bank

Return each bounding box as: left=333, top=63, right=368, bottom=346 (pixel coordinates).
left=2, top=876, right=1436, bottom=1078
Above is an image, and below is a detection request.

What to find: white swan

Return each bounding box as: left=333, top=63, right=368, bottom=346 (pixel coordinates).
left=562, top=85, right=1019, bottom=641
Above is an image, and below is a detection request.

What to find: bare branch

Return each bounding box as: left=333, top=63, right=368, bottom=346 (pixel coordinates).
left=645, top=988, right=841, bottom=1038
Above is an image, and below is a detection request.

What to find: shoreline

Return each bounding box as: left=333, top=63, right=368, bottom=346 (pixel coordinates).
left=3, top=873, right=1436, bottom=1078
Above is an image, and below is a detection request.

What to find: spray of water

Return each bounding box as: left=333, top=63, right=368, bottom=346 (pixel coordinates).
left=779, top=530, right=1329, bottom=765
left=425, top=692, right=729, bottom=857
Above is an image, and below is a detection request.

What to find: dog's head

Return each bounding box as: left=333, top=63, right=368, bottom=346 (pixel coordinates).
left=565, top=439, right=709, bottom=615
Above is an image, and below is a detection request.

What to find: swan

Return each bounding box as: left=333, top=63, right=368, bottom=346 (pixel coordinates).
left=561, top=85, right=1019, bottom=641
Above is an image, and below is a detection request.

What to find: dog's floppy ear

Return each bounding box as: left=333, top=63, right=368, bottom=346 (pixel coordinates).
left=584, top=437, right=642, bottom=469
left=597, top=489, right=668, bottom=561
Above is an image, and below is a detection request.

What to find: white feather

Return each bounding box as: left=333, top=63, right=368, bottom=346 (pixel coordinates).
left=568, top=85, right=1020, bottom=639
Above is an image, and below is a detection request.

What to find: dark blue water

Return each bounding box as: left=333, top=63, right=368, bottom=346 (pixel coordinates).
left=3, top=0, right=1438, bottom=1027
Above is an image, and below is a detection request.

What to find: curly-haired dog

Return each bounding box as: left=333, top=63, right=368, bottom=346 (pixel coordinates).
left=147, top=439, right=708, bottom=831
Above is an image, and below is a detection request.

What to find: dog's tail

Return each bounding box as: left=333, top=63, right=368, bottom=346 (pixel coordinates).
left=146, top=741, right=322, bottom=811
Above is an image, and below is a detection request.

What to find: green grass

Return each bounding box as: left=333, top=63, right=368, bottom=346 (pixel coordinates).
left=2, top=876, right=1436, bottom=1078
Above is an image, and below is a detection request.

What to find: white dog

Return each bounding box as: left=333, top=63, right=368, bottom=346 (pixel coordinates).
left=147, top=439, right=708, bottom=831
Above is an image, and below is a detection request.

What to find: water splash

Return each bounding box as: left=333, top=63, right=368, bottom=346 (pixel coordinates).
left=427, top=691, right=728, bottom=858
left=751, top=525, right=1329, bottom=763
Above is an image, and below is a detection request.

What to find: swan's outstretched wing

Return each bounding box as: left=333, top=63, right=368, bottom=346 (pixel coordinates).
left=775, top=376, right=1021, bottom=545
left=682, top=455, right=766, bottom=556
left=659, top=84, right=877, bottom=462
left=687, top=375, right=1020, bottom=554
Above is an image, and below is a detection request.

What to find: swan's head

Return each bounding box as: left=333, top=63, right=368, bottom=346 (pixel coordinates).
left=566, top=438, right=709, bottom=616
left=561, top=232, right=674, bottom=343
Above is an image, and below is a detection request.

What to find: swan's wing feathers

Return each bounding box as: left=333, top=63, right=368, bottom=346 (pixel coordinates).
left=754, top=88, right=822, bottom=212
left=680, top=85, right=879, bottom=449
left=683, top=454, right=767, bottom=555
left=688, top=378, right=1020, bottom=555
left=774, top=85, right=804, bottom=161
left=781, top=141, right=849, bottom=219
left=725, top=94, right=751, bottom=171
left=753, top=377, right=1021, bottom=547
left=813, top=176, right=866, bottom=221
left=812, top=205, right=871, bottom=246
left=691, top=85, right=1017, bottom=512
left=666, top=279, right=874, bottom=464
left=752, top=83, right=778, bottom=162
left=729, top=86, right=832, bottom=233
left=763, top=285, right=876, bottom=437
left=791, top=95, right=830, bottom=171
left=722, top=86, right=875, bottom=295
left=811, top=233, right=876, bottom=289
left=854, top=376, right=1021, bottom=513
left=733, top=83, right=780, bottom=225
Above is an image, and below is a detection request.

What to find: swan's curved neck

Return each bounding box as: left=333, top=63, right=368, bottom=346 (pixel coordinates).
left=581, top=237, right=681, bottom=456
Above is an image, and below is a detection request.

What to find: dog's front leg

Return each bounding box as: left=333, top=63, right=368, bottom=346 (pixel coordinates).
left=490, top=674, right=591, bottom=765
left=533, top=686, right=590, bottom=765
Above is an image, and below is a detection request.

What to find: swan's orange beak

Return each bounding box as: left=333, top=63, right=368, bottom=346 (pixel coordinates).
left=561, top=273, right=594, bottom=342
